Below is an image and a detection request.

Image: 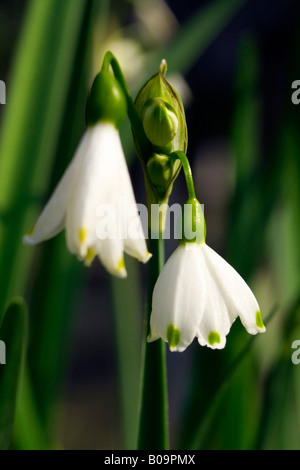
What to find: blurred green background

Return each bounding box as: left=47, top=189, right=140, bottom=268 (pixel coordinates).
left=0, top=0, right=300, bottom=450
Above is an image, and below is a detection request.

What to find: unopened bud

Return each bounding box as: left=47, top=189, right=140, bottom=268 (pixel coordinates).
left=146, top=153, right=173, bottom=197
left=86, top=71, right=127, bottom=129
left=135, top=60, right=187, bottom=154
left=142, top=98, right=178, bottom=147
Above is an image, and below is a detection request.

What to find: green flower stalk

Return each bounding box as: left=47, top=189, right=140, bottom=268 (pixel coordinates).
left=129, top=59, right=190, bottom=450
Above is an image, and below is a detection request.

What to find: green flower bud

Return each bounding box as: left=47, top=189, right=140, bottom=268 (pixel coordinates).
left=134, top=60, right=188, bottom=204
left=135, top=60, right=187, bottom=155
left=86, top=70, right=127, bottom=129
left=178, top=198, right=206, bottom=245
left=142, top=98, right=178, bottom=147
left=146, top=153, right=173, bottom=197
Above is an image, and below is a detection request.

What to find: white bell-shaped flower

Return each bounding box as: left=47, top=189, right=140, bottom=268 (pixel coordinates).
left=24, top=122, right=151, bottom=277
left=148, top=242, right=265, bottom=352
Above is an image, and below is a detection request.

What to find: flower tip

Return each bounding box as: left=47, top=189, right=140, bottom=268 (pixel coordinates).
left=113, top=258, right=127, bottom=279
left=135, top=250, right=152, bottom=264
left=207, top=341, right=226, bottom=350
left=23, top=225, right=36, bottom=245
left=144, top=251, right=152, bottom=263
left=23, top=235, right=35, bottom=246
left=169, top=344, right=186, bottom=353
left=248, top=326, right=266, bottom=335
left=78, top=227, right=88, bottom=245
left=83, top=247, right=96, bottom=267
left=256, top=310, right=266, bottom=333
left=116, top=270, right=127, bottom=279
left=166, top=324, right=181, bottom=350
left=147, top=326, right=159, bottom=343
left=246, top=311, right=266, bottom=335
left=23, top=235, right=30, bottom=245
left=198, top=331, right=227, bottom=350
left=159, top=59, right=167, bottom=76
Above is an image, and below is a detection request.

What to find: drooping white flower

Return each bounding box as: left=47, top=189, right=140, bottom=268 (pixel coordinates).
left=24, top=122, right=151, bottom=277
left=148, top=242, right=265, bottom=352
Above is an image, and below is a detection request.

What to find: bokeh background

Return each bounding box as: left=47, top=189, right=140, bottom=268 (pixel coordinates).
left=1, top=0, right=300, bottom=450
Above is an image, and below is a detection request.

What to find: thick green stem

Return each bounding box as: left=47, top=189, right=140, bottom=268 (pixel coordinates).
left=137, top=231, right=169, bottom=450
left=102, top=50, right=169, bottom=449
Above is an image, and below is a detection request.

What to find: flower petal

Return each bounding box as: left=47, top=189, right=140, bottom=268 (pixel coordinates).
left=23, top=130, right=89, bottom=245
left=196, top=250, right=231, bottom=349
left=202, top=244, right=265, bottom=335
left=96, top=237, right=127, bottom=278
left=116, top=145, right=151, bottom=264
left=65, top=123, right=122, bottom=257
left=149, top=244, right=206, bottom=352
left=124, top=236, right=152, bottom=263
left=124, top=202, right=151, bottom=263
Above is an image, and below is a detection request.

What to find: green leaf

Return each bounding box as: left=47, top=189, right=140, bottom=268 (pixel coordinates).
left=110, top=257, right=143, bottom=449
left=25, top=0, right=104, bottom=435
left=13, top=366, right=50, bottom=450
left=230, top=35, right=260, bottom=188
left=225, top=34, right=267, bottom=279
left=257, top=22, right=300, bottom=447
left=0, top=0, right=90, bottom=321
left=0, top=297, right=27, bottom=450
left=182, top=306, right=277, bottom=450
left=255, top=299, right=300, bottom=449
left=0, top=0, right=107, bottom=449
left=163, top=0, right=246, bottom=76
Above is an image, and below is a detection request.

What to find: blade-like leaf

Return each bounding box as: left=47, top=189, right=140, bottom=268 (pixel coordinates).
left=256, top=21, right=300, bottom=447
left=164, top=0, right=246, bottom=76
left=110, top=256, right=143, bottom=449
left=0, top=0, right=89, bottom=320
left=26, top=0, right=104, bottom=435
left=0, top=297, right=27, bottom=450
left=186, top=306, right=277, bottom=450
left=255, top=298, right=300, bottom=449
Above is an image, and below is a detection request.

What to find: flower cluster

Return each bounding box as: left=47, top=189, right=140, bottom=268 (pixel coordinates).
left=24, top=52, right=266, bottom=352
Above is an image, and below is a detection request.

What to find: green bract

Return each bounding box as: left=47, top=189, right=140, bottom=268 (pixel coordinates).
left=86, top=70, right=127, bottom=129
left=179, top=197, right=206, bottom=245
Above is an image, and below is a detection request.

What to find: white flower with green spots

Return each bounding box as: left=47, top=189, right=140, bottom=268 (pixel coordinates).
left=148, top=241, right=265, bottom=352
left=23, top=122, right=151, bottom=278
